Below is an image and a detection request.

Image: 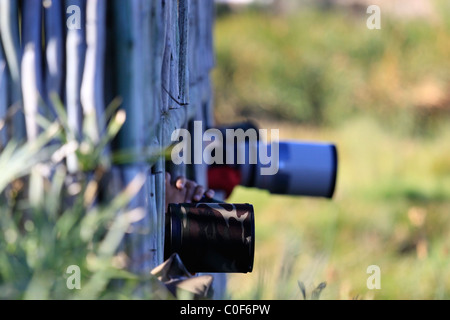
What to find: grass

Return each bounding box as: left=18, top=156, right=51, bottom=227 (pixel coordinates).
left=213, top=2, right=450, bottom=300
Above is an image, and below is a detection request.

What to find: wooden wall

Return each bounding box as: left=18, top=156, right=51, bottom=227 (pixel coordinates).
left=0, top=0, right=218, bottom=293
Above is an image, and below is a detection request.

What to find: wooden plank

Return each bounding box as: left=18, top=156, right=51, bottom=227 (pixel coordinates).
left=111, top=0, right=162, bottom=276
left=0, top=0, right=25, bottom=141
left=0, top=37, right=8, bottom=146
left=158, top=107, right=188, bottom=150
left=141, top=0, right=158, bottom=144
left=65, top=0, right=86, bottom=139
left=161, top=0, right=173, bottom=112
left=146, top=0, right=165, bottom=145
left=81, top=0, right=106, bottom=144
left=112, top=0, right=145, bottom=157
left=65, top=0, right=87, bottom=173
left=188, top=0, right=200, bottom=87
left=204, top=0, right=216, bottom=72
left=178, top=0, right=190, bottom=107
left=44, top=0, right=64, bottom=118
left=168, top=0, right=180, bottom=110
left=0, top=0, right=21, bottom=89
left=121, top=165, right=156, bottom=276
left=128, top=0, right=145, bottom=149
left=21, top=0, right=45, bottom=141
left=154, top=120, right=166, bottom=266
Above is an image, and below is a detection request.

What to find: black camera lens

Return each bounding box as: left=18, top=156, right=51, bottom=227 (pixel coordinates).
left=165, top=202, right=255, bottom=273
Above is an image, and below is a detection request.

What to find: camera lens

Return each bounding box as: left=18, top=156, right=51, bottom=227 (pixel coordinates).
left=252, top=141, right=338, bottom=198
left=165, top=202, right=255, bottom=273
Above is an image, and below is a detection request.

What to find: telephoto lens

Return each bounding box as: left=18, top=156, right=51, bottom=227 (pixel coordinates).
left=164, top=199, right=255, bottom=274
left=210, top=122, right=338, bottom=199
left=250, top=141, right=338, bottom=198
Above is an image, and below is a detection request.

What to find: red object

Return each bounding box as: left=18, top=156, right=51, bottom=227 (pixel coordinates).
left=207, top=166, right=242, bottom=199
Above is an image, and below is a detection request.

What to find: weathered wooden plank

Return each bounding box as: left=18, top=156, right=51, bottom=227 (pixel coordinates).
left=146, top=0, right=165, bottom=145
left=154, top=120, right=166, bottom=266
left=44, top=0, right=64, bottom=118
left=121, top=165, right=156, bottom=276
left=151, top=1, right=169, bottom=267
left=81, top=0, right=106, bottom=144
left=65, top=0, right=87, bottom=173
left=129, top=0, right=145, bottom=148
left=0, top=38, right=8, bottom=146
left=187, top=0, right=206, bottom=120
left=198, top=0, right=209, bottom=80
left=21, top=0, right=45, bottom=141
left=188, top=0, right=200, bottom=86
left=0, top=0, right=25, bottom=141
left=0, top=0, right=20, bottom=89
left=141, top=0, right=158, bottom=144
left=204, top=0, right=216, bottom=72
left=110, top=0, right=163, bottom=276
left=112, top=0, right=145, bottom=156
left=178, top=0, right=190, bottom=107
left=158, top=107, right=188, bottom=150
left=168, top=0, right=180, bottom=111
left=161, top=0, right=174, bottom=112
left=204, top=0, right=217, bottom=129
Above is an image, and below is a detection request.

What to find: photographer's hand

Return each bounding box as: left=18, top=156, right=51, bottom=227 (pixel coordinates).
left=165, top=172, right=215, bottom=211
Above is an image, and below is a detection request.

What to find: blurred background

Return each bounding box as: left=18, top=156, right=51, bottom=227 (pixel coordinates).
left=213, top=0, right=450, bottom=299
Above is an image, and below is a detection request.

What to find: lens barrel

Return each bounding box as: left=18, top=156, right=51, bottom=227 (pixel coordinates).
left=211, top=123, right=338, bottom=199
left=252, top=141, right=338, bottom=198
left=165, top=202, right=255, bottom=273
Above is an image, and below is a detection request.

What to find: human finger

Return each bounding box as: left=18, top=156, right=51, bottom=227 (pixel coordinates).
left=193, top=185, right=207, bottom=202
left=175, top=176, right=187, bottom=189
left=205, top=189, right=215, bottom=199
left=184, top=180, right=198, bottom=203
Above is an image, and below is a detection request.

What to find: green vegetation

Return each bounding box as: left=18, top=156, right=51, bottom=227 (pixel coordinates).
left=215, top=2, right=450, bottom=299
left=213, top=2, right=450, bottom=133
left=0, top=99, right=166, bottom=299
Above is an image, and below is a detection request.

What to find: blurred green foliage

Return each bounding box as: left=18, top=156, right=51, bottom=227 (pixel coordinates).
left=0, top=98, right=166, bottom=300
left=213, top=2, right=450, bottom=133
